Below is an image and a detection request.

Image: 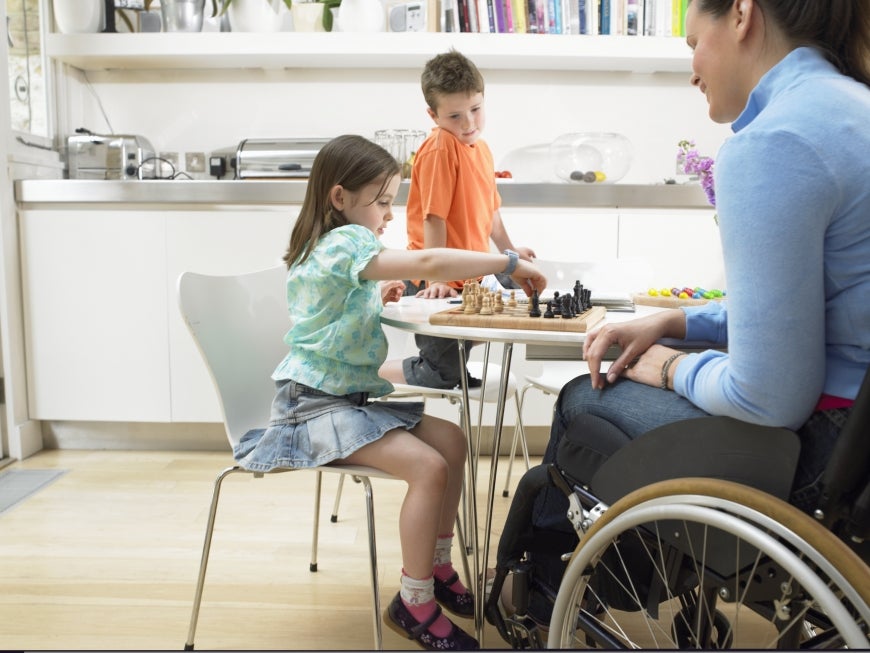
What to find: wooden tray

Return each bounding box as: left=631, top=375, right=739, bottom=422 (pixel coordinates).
left=632, top=293, right=724, bottom=308
left=429, top=304, right=606, bottom=333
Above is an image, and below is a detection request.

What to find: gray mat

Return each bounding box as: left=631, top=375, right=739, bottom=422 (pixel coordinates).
left=0, top=469, right=67, bottom=515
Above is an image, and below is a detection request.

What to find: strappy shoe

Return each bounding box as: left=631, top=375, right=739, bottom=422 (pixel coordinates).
left=434, top=572, right=475, bottom=617
left=384, top=592, right=479, bottom=650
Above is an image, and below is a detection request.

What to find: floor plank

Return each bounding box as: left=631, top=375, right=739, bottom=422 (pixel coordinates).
left=0, top=449, right=536, bottom=650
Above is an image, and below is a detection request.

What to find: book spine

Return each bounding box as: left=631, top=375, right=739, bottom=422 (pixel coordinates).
left=599, top=0, right=610, bottom=34
left=486, top=0, right=497, bottom=31
left=535, top=0, right=546, bottom=33
left=512, top=0, right=527, bottom=32
left=477, top=0, right=491, bottom=31
left=467, top=0, right=479, bottom=30
left=504, top=0, right=515, bottom=33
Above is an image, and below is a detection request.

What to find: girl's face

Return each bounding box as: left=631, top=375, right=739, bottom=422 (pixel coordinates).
left=428, top=91, right=486, bottom=146
left=333, top=174, right=400, bottom=238
left=686, top=2, right=747, bottom=123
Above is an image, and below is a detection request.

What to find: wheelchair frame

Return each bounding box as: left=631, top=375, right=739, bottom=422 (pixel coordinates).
left=485, top=368, right=870, bottom=649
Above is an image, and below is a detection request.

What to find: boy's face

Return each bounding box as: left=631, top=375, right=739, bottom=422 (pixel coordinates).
left=428, top=91, right=486, bottom=146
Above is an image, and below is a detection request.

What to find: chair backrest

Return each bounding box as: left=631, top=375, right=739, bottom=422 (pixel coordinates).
left=177, top=265, right=289, bottom=447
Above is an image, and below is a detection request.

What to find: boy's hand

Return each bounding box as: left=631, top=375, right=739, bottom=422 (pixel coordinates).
left=415, top=281, right=458, bottom=299
left=380, top=280, right=406, bottom=305
left=516, top=246, right=537, bottom=261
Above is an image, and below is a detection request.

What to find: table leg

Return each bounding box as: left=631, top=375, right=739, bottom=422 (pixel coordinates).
left=456, top=339, right=482, bottom=641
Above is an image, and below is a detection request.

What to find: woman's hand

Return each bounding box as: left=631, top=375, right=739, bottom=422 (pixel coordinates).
left=584, top=309, right=686, bottom=389
left=380, top=280, right=406, bottom=305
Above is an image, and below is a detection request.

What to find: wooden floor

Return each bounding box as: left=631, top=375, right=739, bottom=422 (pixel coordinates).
left=0, top=449, right=538, bottom=650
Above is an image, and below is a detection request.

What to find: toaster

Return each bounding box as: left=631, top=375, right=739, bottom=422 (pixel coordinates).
left=233, top=138, right=330, bottom=179
left=66, top=131, right=157, bottom=180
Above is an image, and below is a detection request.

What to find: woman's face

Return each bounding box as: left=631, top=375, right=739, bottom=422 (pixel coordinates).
left=686, top=2, right=749, bottom=123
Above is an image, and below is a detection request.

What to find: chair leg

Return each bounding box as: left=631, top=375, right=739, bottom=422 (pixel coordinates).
left=309, top=470, right=323, bottom=573
left=184, top=465, right=242, bottom=651
left=502, top=386, right=533, bottom=498
left=331, top=474, right=345, bottom=523
left=355, top=475, right=384, bottom=650
left=454, top=514, right=472, bottom=591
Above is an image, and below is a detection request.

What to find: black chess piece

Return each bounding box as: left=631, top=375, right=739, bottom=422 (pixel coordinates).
left=543, top=300, right=555, bottom=318
left=529, top=289, right=542, bottom=317
left=551, top=291, right=562, bottom=316
left=573, top=281, right=583, bottom=314
left=561, top=294, right=574, bottom=318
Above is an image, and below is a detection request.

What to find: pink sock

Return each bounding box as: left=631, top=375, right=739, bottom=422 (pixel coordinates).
left=400, top=572, right=454, bottom=638
left=434, top=562, right=468, bottom=594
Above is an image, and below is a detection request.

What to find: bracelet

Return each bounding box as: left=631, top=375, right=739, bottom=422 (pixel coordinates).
left=660, top=352, right=687, bottom=390
left=502, top=249, right=519, bottom=275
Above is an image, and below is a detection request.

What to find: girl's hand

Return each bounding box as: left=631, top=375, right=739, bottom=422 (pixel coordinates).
left=510, top=260, right=547, bottom=298
left=380, top=280, right=406, bottom=305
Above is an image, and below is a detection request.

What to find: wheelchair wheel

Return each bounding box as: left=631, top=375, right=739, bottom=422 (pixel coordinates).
left=548, top=478, right=870, bottom=649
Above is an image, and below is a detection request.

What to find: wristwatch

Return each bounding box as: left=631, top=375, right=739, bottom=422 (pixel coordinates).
left=502, top=249, right=519, bottom=275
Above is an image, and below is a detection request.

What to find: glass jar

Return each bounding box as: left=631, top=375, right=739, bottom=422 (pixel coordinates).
left=550, top=132, right=634, bottom=184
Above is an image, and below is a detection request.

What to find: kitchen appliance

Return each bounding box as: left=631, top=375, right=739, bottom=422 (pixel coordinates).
left=222, top=138, right=330, bottom=179
left=66, top=130, right=157, bottom=180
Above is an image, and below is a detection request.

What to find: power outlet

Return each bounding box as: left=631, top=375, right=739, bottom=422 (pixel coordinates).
left=160, top=151, right=179, bottom=168
left=185, top=152, right=206, bottom=173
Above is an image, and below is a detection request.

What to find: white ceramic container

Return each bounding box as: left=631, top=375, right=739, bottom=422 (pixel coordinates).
left=228, top=0, right=285, bottom=32
left=52, top=0, right=103, bottom=33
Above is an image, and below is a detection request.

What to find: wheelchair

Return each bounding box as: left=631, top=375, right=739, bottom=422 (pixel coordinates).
left=485, top=367, right=870, bottom=649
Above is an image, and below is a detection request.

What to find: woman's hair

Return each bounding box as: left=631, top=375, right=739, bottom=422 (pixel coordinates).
left=283, top=135, right=400, bottom=268
left=421, top=49, right=486, bottom=113
left=692, top=0, right=870, bottom=87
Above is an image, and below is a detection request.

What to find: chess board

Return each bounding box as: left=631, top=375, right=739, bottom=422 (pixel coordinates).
left=429, top=304, right=606, bottom=333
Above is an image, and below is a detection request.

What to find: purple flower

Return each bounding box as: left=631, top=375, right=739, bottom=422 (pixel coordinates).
left=677, top=139, right=716, bottom=208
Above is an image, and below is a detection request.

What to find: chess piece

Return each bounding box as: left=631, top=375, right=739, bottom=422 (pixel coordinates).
left=561, top=294, right=574, bottom=318
left=552, top=291, right=562, bottom=316
left=507, top=290, right=518, bottom=309
left=494, top=293, right=504, bottom=313
left=480, top=294, right=493, bottom=315
left=529, top=289, right=542, bottom=317
left=544, top=300, right=555, bottom=318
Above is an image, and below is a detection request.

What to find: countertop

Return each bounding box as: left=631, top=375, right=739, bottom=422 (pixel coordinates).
left=14, top=179, right=711, bottom=209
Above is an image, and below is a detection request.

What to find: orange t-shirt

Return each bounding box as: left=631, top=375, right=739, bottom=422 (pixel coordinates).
left=406, top=127, right=502, bottom=289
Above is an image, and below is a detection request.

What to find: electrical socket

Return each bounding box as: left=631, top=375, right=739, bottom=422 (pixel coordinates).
left=185, top=152, right=206, bottom=173
left=161, top=151, right=179, bottom=168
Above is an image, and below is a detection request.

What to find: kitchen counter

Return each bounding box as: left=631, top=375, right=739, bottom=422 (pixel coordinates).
left=14, top=179, right=710, bottom=209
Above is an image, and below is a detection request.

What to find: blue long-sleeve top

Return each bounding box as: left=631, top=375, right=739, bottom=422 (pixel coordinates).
left=673, top=47, right=870, bottom=430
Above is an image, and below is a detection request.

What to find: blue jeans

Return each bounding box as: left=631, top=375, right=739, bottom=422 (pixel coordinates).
left=543, top=374, right=849, bottom=519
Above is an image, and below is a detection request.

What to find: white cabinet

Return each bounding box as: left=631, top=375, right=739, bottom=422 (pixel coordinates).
left=20, top=206, right=296, bottom=422
left=20, top=209, right=170, bottom=421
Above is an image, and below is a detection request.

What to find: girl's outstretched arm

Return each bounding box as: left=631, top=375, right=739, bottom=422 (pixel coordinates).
left=361, top=247, right=547, bottom=297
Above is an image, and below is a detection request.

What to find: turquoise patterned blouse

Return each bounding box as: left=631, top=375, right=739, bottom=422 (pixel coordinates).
left=272, top=224, right=394, bottom=397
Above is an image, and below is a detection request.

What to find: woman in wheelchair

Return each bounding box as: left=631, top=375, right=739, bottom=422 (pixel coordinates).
left=486, top=0, right=870, bottom=648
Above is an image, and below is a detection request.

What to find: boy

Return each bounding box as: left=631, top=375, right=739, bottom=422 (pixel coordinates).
left=383, top=49, right=536, bottom=390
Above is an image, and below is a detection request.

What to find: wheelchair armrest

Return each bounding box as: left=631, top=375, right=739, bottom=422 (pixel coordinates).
left=589, top=416, right=801, bottom=505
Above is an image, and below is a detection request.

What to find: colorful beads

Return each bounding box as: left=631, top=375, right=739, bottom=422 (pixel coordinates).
left=647, top=286, right=726, bottom=301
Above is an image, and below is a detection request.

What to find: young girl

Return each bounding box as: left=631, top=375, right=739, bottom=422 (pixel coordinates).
left=234, top=134, right=547, bottom=651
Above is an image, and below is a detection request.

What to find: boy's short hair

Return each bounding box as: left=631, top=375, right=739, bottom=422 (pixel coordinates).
left=421, top=49, right=485, bottom=113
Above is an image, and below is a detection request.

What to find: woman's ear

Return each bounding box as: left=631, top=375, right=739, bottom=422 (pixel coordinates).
left=733, top=0, right=754, bottom=40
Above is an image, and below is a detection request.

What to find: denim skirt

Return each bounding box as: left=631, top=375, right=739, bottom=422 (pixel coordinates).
left=233, top=379, right=424, bottom=472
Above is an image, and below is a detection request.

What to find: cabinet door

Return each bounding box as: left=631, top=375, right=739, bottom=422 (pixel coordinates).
left=166, top=209, right=296, bottom=422
left=618, top=209, right=725, bottom=291
left=20, top=210, right=170, bottom=421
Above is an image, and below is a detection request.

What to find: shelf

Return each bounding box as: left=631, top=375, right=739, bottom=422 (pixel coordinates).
left=45, top=31, right=691, bottom=73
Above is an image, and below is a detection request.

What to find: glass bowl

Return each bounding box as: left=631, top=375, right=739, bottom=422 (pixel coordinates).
left=550, top=132, right=634, bottom=184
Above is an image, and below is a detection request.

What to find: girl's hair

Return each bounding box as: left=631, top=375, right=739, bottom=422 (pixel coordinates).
left=283, top=135, right=401, bottom=268
left=421, top=49, right=486, bottom=113
left=692, top=0, right=870, bottom=87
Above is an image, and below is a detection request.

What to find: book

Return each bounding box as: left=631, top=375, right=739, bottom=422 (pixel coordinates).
left=599, top=0, right=610, bottom=34
left=494, top=0, right=506, bottom=31
left=477, top=0, right=491, bottom=31
left=511, top=0, right=527, bottom=32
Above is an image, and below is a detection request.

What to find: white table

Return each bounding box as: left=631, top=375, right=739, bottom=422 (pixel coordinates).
left=381, top=296, right=620, bottom=643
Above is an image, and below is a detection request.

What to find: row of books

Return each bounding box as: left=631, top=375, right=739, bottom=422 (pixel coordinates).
left=441, top=0, right=689, bottom=36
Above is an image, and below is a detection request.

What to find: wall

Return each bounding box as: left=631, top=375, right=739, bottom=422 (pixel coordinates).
left=71, top=66, right=731, bottom=183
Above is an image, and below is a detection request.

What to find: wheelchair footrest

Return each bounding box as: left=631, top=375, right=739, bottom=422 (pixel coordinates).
left=505, top=615, right=545, bottom=650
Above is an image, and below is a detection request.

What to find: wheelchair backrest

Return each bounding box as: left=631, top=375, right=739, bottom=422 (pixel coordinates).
left=816, top=366, right=870, bottom=542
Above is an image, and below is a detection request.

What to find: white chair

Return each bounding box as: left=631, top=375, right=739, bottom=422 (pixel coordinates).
left=178, top=264, right=411, bottom=650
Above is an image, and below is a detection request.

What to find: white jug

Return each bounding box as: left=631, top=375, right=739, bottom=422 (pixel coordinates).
left=52, top=0, right=103, bottom=33
left=228, top=0, right=285, bottom=32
